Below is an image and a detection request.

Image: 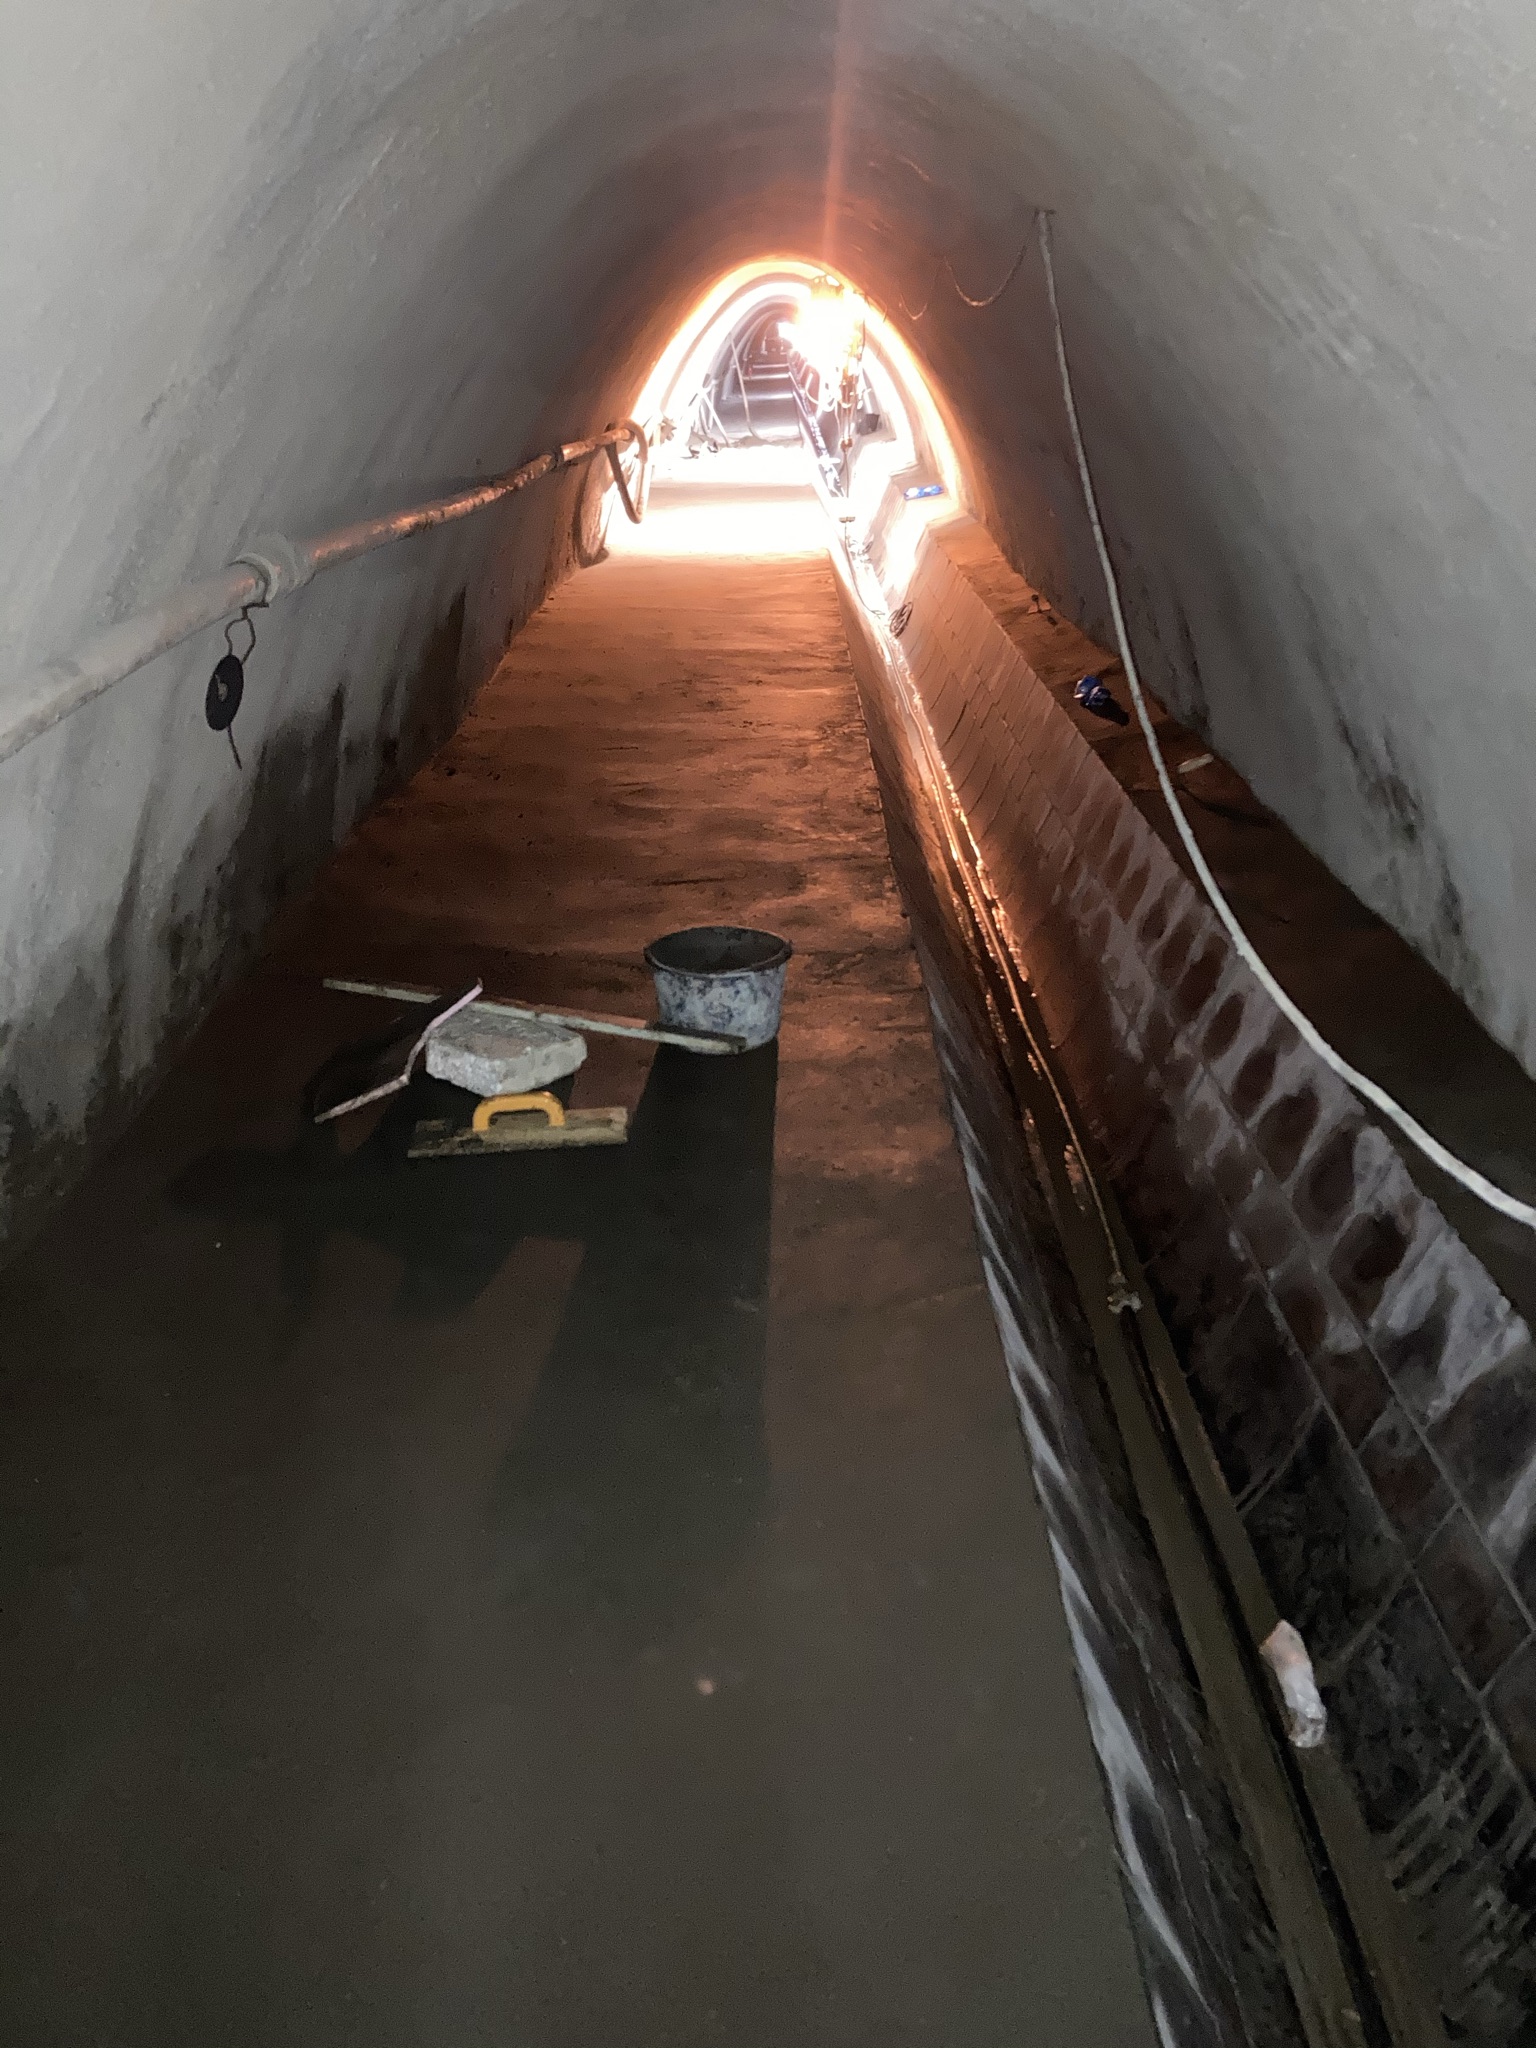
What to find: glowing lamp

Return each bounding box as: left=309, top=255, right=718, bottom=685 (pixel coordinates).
left=792, top=279, right=866, bottom=386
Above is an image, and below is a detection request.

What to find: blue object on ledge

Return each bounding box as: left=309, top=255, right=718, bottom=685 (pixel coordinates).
left=1073, top=673, right=1129, bottom=725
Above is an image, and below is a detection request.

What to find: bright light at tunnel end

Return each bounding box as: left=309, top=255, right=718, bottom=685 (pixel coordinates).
left=632, top=255, right=965, bottom=507
left=788, top=275, right=867, bottom=389
left=626, top=254, right=967, bottom=598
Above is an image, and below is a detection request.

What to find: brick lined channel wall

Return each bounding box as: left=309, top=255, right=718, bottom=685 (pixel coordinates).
left=840, top=579, right=1306, bottom=2047
left=899, top=515, right=1536, bottom=2045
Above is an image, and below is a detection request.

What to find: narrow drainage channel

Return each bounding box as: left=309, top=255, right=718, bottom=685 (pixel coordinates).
left=835, top=571, right=1450, bottom=2048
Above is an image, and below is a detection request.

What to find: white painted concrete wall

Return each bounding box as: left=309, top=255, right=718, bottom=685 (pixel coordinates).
left=3, top=0, right=1532, bottom=1241
left=843, top=1, right=1536, bottom=1068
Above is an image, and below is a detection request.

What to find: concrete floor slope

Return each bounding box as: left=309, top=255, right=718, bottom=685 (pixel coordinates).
left=0, top=489, right=1157, bottom=2045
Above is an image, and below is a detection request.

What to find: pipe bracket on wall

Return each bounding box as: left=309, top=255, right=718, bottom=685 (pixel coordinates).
left=232, top=533, right=314, bottom=603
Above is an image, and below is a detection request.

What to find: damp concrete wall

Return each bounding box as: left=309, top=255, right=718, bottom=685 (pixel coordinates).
left=0, top=2, right=835, bottom=1247
left=4, top=0, right=1535, bottom=1244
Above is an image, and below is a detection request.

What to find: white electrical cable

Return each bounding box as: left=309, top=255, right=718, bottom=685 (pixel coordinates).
left=1036, top=208, right=1536, bottom=1231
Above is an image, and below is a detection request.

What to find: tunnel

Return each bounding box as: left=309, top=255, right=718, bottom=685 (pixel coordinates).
left=4, top=7, right=1536, bottom=2043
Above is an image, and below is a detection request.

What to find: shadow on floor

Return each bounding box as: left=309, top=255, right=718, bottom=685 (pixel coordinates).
left=171, top=1041, right=779, bottom=1649
left=490, top=1042, right=777, bottom=1649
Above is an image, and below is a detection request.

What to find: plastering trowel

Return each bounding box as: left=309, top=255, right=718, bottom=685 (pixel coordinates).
left=408, top=1090, right=628, bottom=1158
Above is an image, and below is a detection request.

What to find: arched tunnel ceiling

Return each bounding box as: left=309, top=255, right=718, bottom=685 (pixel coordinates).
left=3, top=0, right=1534, bottom=1236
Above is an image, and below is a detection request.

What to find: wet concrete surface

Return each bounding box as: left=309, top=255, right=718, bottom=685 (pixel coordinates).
left=0, top=502, right=1157, bottom=2044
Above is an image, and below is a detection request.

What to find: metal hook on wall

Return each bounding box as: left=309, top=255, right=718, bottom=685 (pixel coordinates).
left=206, top=604, right=262, bottom=770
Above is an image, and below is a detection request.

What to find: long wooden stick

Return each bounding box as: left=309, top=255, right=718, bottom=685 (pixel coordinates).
left=322, top=977, right=745, bottom=1055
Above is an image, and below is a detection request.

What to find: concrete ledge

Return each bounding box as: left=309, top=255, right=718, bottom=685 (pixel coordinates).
left=903, top=512, right=1536, bottom=2046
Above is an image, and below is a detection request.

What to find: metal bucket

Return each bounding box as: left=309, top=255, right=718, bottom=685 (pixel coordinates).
left=644, top=926, right=794, bottom=1053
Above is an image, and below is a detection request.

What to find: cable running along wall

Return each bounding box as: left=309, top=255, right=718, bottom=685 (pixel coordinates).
left=900, top=204, right=1536, bottom=1231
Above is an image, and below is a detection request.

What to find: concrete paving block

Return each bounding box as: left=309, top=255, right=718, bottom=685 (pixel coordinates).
left=425, top=1011, right=587, bottom=1097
